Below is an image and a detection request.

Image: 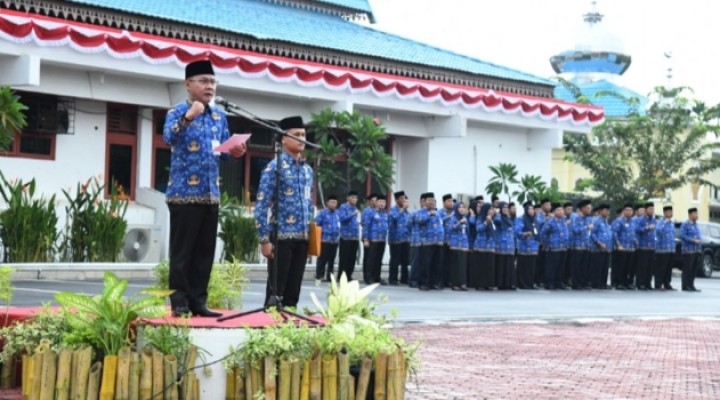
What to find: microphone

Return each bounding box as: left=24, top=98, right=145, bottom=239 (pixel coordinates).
left=214, top=96, right=237, bottom=109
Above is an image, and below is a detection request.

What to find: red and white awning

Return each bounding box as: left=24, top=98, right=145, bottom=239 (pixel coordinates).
left=0, top=10, right=604, bottom=126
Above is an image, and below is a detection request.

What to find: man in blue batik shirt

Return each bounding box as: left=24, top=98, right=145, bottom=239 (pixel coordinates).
left=416, top=193, right=444, bottom=290
left=364, top=196, right=389, bottom=284
left=315, top=194, right=341, bottom=282
left=254, top=115, right=314, bottom=308
left=163, top=60, right=246, bottom=317
left=680, top=207, right=702, bottom=292
left=570, top=199, right=593, bottom=289
left=388, top=191, right=411, bottom=285
left=590, top=204, right=612, bottom=289
left=635, top=202, right=657, bottom=290
left=541, top=203, right=569, bottom=290
left=611, top=204, right=636, bottom=290
left=361, top=193, right=378, bottom=284
left=337, top=190, right=360, bottom=281
left=654, top=205, right=676, bottom=290
left=408, top=193, right=429, bottom=288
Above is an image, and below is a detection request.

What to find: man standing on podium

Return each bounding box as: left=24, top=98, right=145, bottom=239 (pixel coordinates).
left=254, top=116, right=314, bottom=308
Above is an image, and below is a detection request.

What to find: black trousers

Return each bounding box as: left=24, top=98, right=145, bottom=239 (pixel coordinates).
left=563, top=249, right=574, bottom=286
left=590, top=251, right=610, bottom=288
left=409, top=246, right=421, bottom=285
left=495, top=253, right=515, bottom=289
left=441, top=244, right=451, bottom=286
left=389, top=242, right=410, bottom=283
left=544, top=251, right=566, bottom=289
left=338, top=238, right=359, bottom=281
left=367, top=241, right=386, bottom=283
left=516, top=254, right=536, bottom=289
left=468, top=251, right=495, bottom=289
left=449, top=250, right=468, bottom=287
left=570, top=249, right=590, bottom=288
left=419, top=245, right=442, bottom=288
left=168, top=204, right=218, bottom=309
left=534, top=248, right=545, bottom=286
left=627, top=250, right=638, bottom=287
left=613, top=251, right=634, bottom=287
left=654, top=252, right=674, bottom=289
left=682, top=253, right=699, bottom=289
left=636, top=249, right=655, bottom=288
left=315, top=242, right=338, bottom=280
left=265, top=239, right=308, bottom=308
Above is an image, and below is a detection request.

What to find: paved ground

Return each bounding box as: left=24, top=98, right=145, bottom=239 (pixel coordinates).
left=395, top=318, right=720, bottom=400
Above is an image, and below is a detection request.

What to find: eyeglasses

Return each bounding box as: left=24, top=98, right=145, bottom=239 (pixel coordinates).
left=188, top=78, right=219, bottom=86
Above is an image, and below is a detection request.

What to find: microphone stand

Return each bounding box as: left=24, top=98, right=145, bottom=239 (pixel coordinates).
left=216, top=101, right=322, bottom=326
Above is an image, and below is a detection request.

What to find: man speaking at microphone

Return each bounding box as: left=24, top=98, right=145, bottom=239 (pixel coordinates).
left=163, top=60, right=246, bottom=317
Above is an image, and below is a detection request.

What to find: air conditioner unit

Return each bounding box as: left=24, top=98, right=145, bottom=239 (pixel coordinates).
left=121, top=225, right=162, bottom=263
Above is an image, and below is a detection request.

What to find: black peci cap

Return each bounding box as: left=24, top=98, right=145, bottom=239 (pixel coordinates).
left=279, top=116, right=305, bottom=130
left=663, top=206, right=673, bottom=212
left=442, top=194, right=452, bottom=201
left=185, top=60, right=214, bottom=79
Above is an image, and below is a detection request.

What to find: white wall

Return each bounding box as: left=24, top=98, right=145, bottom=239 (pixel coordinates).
left=395, top=136, right=429, bottom=208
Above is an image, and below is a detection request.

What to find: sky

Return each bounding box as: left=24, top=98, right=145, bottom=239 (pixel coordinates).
left=366, top=0, right=720, bottom=104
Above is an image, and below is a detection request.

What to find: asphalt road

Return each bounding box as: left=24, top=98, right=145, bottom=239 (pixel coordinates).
left=8, top=271, right=720, bottom=323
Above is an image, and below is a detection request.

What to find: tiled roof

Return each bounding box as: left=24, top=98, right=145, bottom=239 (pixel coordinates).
left=310, top=0, right=374, bottom=20
left=63, top=0, right=553, bottom=85
left=554, top=80, right=647, bottom=118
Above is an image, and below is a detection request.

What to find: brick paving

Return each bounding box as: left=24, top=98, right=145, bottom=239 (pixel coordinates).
left=394, top=319, right=720, bottom=400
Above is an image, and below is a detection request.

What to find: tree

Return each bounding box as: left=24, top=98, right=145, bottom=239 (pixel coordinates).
left=307, top=108, right=395, bottom=206
left=0, top=86, right=27, bottom=150
left=485, top=163, right=518, bottom=202
left=564, top=86, right=720, bottom=205
left=513, top=174, right=547, bottom=205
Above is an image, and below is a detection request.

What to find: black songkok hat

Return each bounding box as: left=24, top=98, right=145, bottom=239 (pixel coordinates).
left=185, top=60, right=214, bottom=79
left=491, top=195, right=499, bottom=202
left=523, top=201, right=533, bottom=208
left=623, top=203, right=634, bottom=210
left=366, top=193, right=378, bottom=201
left=688, top=207, right=698, bottom=214
left=550, top=203, right=562, bottom=212
left=423, top=192, right=435, bottom=199
left=442, top=194, right=452, bottom=201
left=509, top=202, right=516, bottom=207
left=598, top=203, right=610, bottom=210
left=279, top=116, right=305, bottom=131
left=540, top=198, right=551, bottom=205
left=327, top=194, right=338, bottom=201
left=577, top=199, right=592, bottom=208
left=394, top=191, right=405, bottom=200
left=663, top=206, right=673, bottom=212
left=534, top=204, right=542, bottom=209
left=634, top=204, right=645, bottom=211
left=475, top=195, right=484, bottom=201
left=644, top=202, right=655, bottom=208
left=563, top=202, right=573, bottom=208
left=616, top=208, right=623, bottom=214
left=347, top=190, right=358, bottom=197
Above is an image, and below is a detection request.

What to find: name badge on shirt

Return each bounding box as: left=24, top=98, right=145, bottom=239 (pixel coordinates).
left=305, top=186, right=311, bottom=200
left=211, top=139, right=220, bottom=156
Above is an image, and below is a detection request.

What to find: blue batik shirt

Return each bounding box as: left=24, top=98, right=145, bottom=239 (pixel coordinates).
left=541, top=217, right=569, bottom=251
left=361, top=206, right=375, bottom=239
left=590, top=216, right=612, bottom=252
left=254, top=151, right=314, bottom=242
left=680, top=220, right=702, bottom=254
left=474, top=217, right=497, bottom=252
left=571, top=214, right=593, bottom=250
left=416, top=208, right=444, bottom=246
left=410, top=210, right=422, bottom=247
left=655, top=218, right=676, bottom=253
left=494, top=215, right=516, bottom=255
left=388, top=206, right=411, bottom=243
left=514, top=218, right=539, bottom=255
left=439, top=207, right=454, bottom=244
left=163, top=101, right=231, bottom=204
left=338, top=202, right=359, bottom=240
left=535, top=212, right=547, bottom=247
left=363, top=208, right=389, bottom=242
left=316, top=208, right=340, bottom=243
left=448, top=215, right=470, bottom=251
left=636, top=215, right=657, bottom=249
left=611, top=217, right=636, bottom=251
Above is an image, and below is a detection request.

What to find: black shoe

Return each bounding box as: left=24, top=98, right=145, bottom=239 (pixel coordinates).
left=409, top=283, right=418, bottom=288
left=190, top=305, right=223, bottom=317
left=616, top=285, right=626, bottom=290
left=665, top=285, right=676, bottom=291
left=691, top=287, right=701, bottom=292
left=682, top=287, right=692, bottom=291
left=388, top=281, right=399, bottom=286
left=419, top=285, right=430, bottom=291
left=637, top=286, right=647, bottom=291
left=172, top=306, right=191, bottom=317
left=378, top=280, right=389, bottom=286
left=432, top=284, right=443, bottom=290
left=626, top=284, right=637, bottom=290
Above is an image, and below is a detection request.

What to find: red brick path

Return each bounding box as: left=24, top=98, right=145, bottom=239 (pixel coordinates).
left=394, top=319, right=720, bottom=400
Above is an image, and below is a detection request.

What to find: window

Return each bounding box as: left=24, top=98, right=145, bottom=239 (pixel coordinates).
left=105, top=104, right=138, bottom=199
left=0, top=92, right=59, bottom=160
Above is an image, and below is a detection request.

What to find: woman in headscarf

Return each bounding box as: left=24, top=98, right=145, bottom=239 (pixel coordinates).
left=448, top=202, right=470, bottom=290
left=494, top=202, right=516, bottom=290
left=515, top=201, right=539, bottom=289
left=469, top=203, right=496, bottom=290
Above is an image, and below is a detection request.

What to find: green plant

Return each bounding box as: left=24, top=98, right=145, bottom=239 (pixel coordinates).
left=0, top=171, right=59, bottom=262
left=59, top=176, right=129, bottom=262
left=152, top=259, right=248, bottom=310
left=0, top=266, right=13, bottom=325
left=0, top=86, right=27, bottom=150
left=310, top=273, right=379, bottom=323
left=513, top=174, right=547, bottom=204
left=218, top=192, right=258, bottom=263
left=55, top=271, right=170, bottom=357
left=0, top=304, right=72, bottom=364
left=486, top=163, right=519, bottom=202
left=142, top=323, right=192, bottom=364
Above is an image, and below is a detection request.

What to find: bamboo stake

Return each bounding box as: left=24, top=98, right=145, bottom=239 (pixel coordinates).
left=309, top=353, right=322, bottom=400
left=385, top=352, right=398, bottom=400
left=225, top=369, right=235, bottom=400
left=99, top=355, right=118, bottom=400
left=337, top=351, right=350, bottom=400
left=299, top=359, right=310, bottom=400
left=373, top=354, right=387, bottom=400
left=396, top=350, right=406, bottom=400
left=290, top=360, right=301, bottom=400
left=348, top=377, right=355, bottom=400
left=354, top=357, right=372, bottom=400
left=0, top=356, right=14, bottom=388
left=74, top=346, right=93, bottom=400
left=114, top=347, right=131, bottom=400
left=164, top=354, right=179, bottom=400
left=278, top=358, right=291, bottom=400
left=22, top=354, right=31, bottom=396
left=184, top=373, right=196, bottom=400
left=128, top=352, right=140, bottom=400
left=264, top=356, right=277, bottom=400
left=39, top=349, right=57, bottom=400
left=233, top=367, right=245, bottom=400
left=87, top=361, right=103, bottom=400
left=30, top=349, right=44, bottom=400
left=321, top=354, right=337, bottom=400
left=56, top=349, right=73, bottom=400
left=193, top=375, right=199, bottom=400
left=139, top=349, right=152, bottom=400
left=250, top=361, right=262, bottom=400
left=244, top=362, right=252, bottom=400
left=151, top=349, right=163, bottom=400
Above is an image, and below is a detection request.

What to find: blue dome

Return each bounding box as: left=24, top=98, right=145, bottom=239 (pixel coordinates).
left=550, top=50, right=631, bottom=75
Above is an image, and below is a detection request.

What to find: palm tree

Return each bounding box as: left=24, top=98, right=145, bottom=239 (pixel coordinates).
left=0, top=87, right=27, bottom=150
left=513, top=174, right=547, bottom=204
left=485, top=163, right=518, bottom=202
